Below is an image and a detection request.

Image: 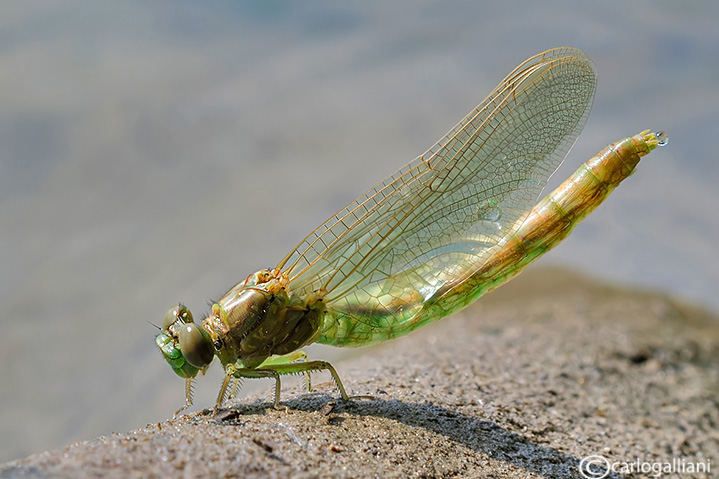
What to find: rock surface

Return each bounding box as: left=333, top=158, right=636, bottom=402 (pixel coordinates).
left=2, top=268, right=717, bottom=478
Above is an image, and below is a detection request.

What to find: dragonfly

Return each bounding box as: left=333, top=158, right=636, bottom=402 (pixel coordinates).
left=156, top=47, right=667, bottom=416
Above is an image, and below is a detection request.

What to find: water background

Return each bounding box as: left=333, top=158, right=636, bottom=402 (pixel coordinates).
left=1, top=0, right=717, bottom=462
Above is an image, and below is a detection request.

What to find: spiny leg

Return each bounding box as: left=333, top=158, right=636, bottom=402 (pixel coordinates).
left=259, top=350, right=313, bottom=393
left=173, top=377, right=194, bottom=418
left=214, top=360, right=352, bottom=413
left=226, top=376, right=242, bottom=401
left=256, top=360, right=350, bottom=404
left=214, top=372, right=233, bottom=414
left=216, top=365, right=283, bottom=411
left=215, top=351, right=310, bottom=413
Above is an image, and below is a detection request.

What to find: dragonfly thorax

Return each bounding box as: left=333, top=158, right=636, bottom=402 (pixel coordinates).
left=199, top=270, right=326, bottom=370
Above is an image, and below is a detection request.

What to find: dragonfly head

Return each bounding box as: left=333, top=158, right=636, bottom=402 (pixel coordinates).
left=155, top=304, right=215, bottom=378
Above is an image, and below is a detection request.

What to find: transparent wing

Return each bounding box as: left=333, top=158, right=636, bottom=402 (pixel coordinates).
left=275, top=47, right=596, bottom=346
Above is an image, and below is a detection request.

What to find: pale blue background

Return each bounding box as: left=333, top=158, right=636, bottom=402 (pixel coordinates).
left=1, top=0, right=717, bottom=462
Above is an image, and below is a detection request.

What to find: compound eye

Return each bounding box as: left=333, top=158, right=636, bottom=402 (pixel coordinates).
left=178, top=323, right=214, bottom=368
left=162, top=304, right=194, bottom=331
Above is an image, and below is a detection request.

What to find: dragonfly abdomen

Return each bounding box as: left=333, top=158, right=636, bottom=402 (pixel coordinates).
left=427, top=130, right=663, bottom=317
left=517, top=130, right=660, bottom=251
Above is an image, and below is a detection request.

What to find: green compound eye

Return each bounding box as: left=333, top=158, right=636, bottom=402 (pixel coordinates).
left=178, top=322, right=214, bottom=368
left=162, top=304, right=194, bottom=331
left=155, top=332, right=199, bottom=378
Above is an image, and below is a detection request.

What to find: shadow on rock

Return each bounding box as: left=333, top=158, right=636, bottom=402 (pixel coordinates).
left=215, top=394, right=623, bottom=479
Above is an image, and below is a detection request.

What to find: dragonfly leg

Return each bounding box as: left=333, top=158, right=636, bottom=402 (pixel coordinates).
left=173, top=377, right=194, bottom=418
left=258, top=350, right=313, bottom=392
left=214, top=365, right=281, bottom=414
left=214, top=371, right=234, bottom=415
left=217, top=360, right=351, bottom=412
left=267, top=360, right=349, bottom=402
left=212, top=354, right=374, bottom=415
left=226, top=376, right=242, bottom=401
left=214, top=365, right=284, bottom=409
left=297, top=352, right=312, bottom=393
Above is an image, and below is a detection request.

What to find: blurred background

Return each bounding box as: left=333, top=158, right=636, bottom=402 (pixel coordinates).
left=1, top=0, right=717, bottom=463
